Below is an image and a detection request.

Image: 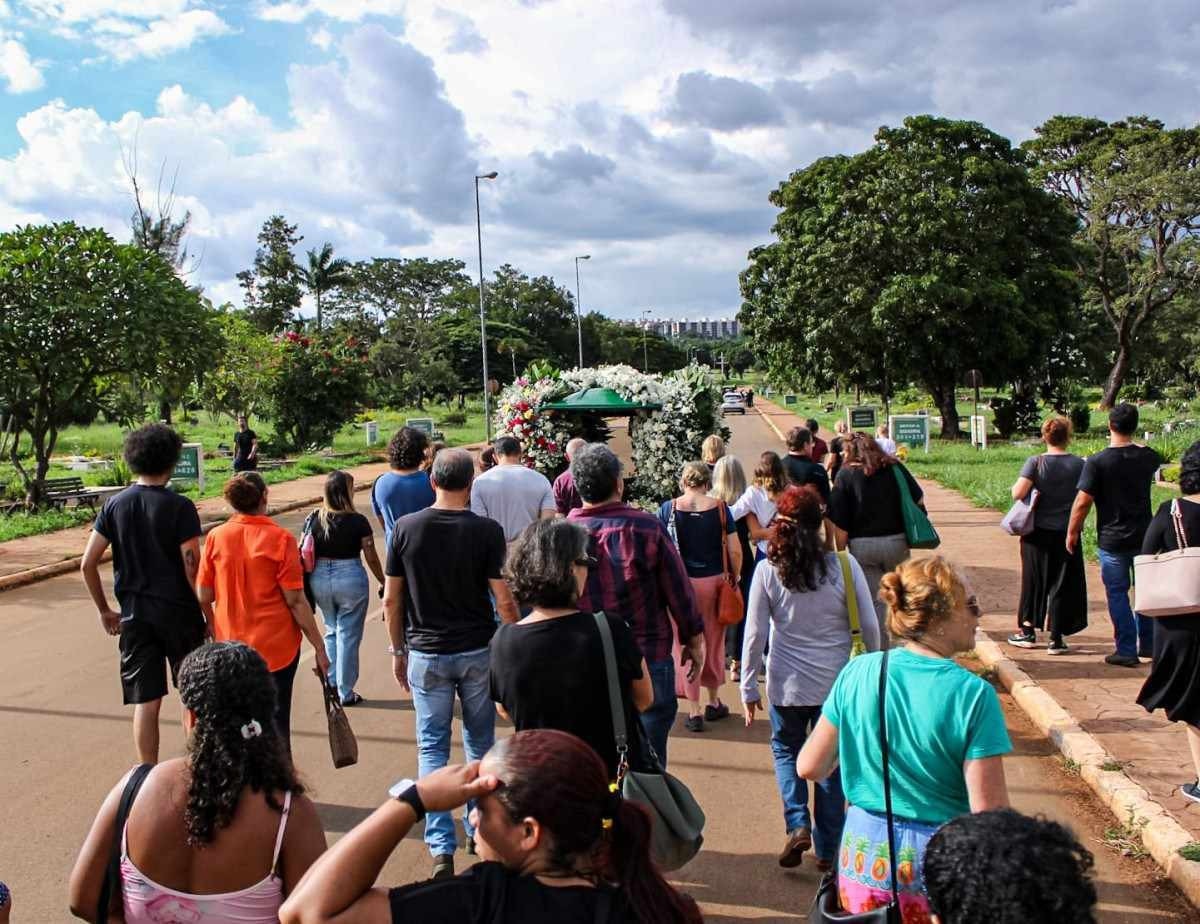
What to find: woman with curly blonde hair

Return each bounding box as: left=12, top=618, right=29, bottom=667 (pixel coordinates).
left=796, top=557, right=1011, bottom=918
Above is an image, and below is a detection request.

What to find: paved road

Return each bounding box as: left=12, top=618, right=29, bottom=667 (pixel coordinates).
left=0, top=412, right=1189, bottom=920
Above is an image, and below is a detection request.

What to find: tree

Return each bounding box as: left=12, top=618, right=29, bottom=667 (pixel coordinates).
left=237, top=215, right=303, bottom=333
left=497, top=336, right=530, bottom=379
left=267, top=331, right=370, bottom=451
left=1024, top=116, right=1200, bottom=407
left=197, top=309, right=281, bottom=421
left=740, top=116, right=1080, bottom=437
left=302, top=242, right=351, bottom=331
left=0, top=222, right=211, bottom=505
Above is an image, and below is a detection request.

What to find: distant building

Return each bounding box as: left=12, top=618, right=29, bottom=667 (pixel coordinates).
left=635, top=316, right=741, bottom=340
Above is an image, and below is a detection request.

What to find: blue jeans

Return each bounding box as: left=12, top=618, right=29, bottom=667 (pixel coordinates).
left=769, top=704, right=845, bottom=862
left=407, top=647, right=495, bottom=856
left=1098, top=549, right=1154, bottom=658
left=310, top=558, right=369, bottom=702
left=641, top=657, right=677, bottom=768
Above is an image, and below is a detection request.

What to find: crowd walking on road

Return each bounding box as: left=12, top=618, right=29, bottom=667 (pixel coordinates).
left=63, top=418, right=1131, bottom=924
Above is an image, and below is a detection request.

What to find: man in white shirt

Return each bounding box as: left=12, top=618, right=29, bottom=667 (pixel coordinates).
left=875, top=424, right=897, bottom=456
left=470, top=435, right=557, bottom=548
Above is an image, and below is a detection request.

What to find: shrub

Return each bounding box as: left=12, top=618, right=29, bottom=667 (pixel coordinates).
left=440, top=411, right=467, bottom=426
left=1070, top=405, right=1091, bottom=436
left=1162, top=464, right=1180, bottom=484
left=267, top=332, right=370, bottom=452
left=990, top=394, right=1040, bottom=439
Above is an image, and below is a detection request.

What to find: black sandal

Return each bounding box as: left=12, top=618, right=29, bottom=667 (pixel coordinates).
left=341, top=691, right=364, bottom=707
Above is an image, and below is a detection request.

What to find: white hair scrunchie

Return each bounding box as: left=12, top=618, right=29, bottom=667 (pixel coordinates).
left=240, top=719, right=263, bottom=740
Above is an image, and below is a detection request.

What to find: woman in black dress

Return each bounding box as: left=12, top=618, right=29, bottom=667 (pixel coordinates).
left=1136, top=440, right=1200, bottom=803
left=1007, top=417, right=1088, bottom=654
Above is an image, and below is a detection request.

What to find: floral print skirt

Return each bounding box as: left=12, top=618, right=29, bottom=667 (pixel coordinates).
left=837, top=804, right=937, bottom=923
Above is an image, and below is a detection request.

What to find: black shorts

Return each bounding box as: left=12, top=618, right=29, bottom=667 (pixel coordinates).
left=119, top=607, right=206, bottom=705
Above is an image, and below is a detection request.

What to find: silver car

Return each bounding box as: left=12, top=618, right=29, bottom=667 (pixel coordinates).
left=721, top=391, right=746, bottom=415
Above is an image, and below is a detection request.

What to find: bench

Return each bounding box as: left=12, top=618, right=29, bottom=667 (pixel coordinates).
left=44, top=477, right=99, bottom=510
left=257, top=459, right=288, bottom=472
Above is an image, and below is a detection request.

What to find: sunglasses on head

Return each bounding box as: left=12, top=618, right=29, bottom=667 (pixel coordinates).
left=966, top=595, right=982, bottom=618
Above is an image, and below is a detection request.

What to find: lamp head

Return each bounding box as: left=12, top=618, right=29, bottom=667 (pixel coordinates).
left=477, top=171, right=498, bottom=180
left=580, top=254, right=591, bottom=261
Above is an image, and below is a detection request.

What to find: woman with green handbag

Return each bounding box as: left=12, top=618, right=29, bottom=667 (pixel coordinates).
left=740, top=485, right=880, bottom=873
left=829, top=433, right=933, bottom=645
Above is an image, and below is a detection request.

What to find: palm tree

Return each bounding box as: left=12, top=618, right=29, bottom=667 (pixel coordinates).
left=303, top=242, right=351, bottom=331
left=497, top=337, right=529, bottom=380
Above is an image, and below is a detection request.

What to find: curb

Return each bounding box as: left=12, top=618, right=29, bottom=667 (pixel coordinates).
left=974, top=633, right=1200, bottom=908
left=754, top=404, right=788, bottom=443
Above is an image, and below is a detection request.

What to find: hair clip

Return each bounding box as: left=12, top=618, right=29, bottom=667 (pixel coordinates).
left=240, top=719, right=263, bottom=740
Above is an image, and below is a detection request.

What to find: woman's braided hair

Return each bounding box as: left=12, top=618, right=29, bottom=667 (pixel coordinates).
left=177, top=641, right=302, bottom=845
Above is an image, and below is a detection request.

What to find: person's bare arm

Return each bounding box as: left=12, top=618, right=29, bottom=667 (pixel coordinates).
left=832, top=524, right=849, bottom=551
left=539, top=507, right=557, bottom=520
left=383, top=575, right=409, bottom=692
left=490, top=578, right=520, bottom=624
left=361, top=535, right=385, bottom=586
left=796, top=715, right=840, bottom=780
left=180, top=536, right=201, bottom=590
left=631, top=657, right=653, bottom=712
left=80, top=531, right=119, bottom=637
left=281, top=587, right=331, bottom=675
left=725, top=531, right=742, bottom=577
left=197, top=585, right=217, bottom=638
left=745, top=512, right=772, bottom=543
left=1011, top=476, right=1034, bottom=502
left=964, top=756, right=1010, bottom=812
left=1066, top=491, right=1093, bottom=554
left=495, top=702, right=512, bottom=721
left=279, top=794, right=328, bottom=897
left=68, top=773, right=128, bottom=921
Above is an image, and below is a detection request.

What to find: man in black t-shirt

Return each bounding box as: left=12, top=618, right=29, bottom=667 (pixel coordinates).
left=1068, top=403, right=1162, bottom=666
left=383, top=448, right=518, bottom=880
left=80, top=424, right=206, bottom=764
left=232, top=415, right=258, bottom=471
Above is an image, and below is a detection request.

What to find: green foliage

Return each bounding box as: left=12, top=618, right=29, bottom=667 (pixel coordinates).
left=439, top=411, right=467, bottom=426
left=267, top=332, right=370, bottom=451
left=302, top=242, right=352, bottom=331
left=1070, top=405, right=1092, bottom=436
left=196, top=309, right=281, bottom=420
left=741, top=115, right=1080, bottom=438
left=237, top=215, right=303, bottom=333
left=989, top=394, right=1040, bottom=439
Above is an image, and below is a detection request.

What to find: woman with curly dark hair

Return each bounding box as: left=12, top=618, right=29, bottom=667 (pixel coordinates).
left=1137, top=440, right=1200, bottom=803
left=488, top=519, right=652, bottom=776
left=69, top=642, right=326, bottom=922
left=740, top=485, right=879, bottom=872
left=924, top=809, right=1097, bottom=923
left=280, top=729, right=702, bottom=924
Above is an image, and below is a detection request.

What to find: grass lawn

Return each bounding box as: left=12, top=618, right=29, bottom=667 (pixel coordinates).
left=0, top=400, right=488, bottom=543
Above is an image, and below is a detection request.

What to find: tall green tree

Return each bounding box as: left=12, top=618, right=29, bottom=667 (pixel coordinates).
left=740, top=116, right=1080, bottom=437
left=197, top=309, right=281, bottom=421
left=0, top=222, right=211, bottom=505
left=303, top=242, right=351, bottom=331
left=1024, top=115, right=1200, bottom=407
left=237, top=215, right=304, bottom=333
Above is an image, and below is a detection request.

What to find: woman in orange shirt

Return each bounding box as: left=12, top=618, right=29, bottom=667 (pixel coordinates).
left=198, top=473, right=330, bottom=750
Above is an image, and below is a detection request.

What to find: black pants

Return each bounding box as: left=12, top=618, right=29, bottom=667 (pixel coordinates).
left=1018, top=528, right=1087, bottom=641
left=271, top=649, right=301, bottom=753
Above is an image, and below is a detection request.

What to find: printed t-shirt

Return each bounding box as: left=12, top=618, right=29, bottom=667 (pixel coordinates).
left=1018, top=453, right=1085, bottom=532
left=372, top=471, right=435, bottom=545
left=196, top=514, right=304, bottom=671
left=781, top=453, right=831, bottom=501
left=385, top=507, right=505, bottom=654
left=389, top=862, right=628, bottom=923
left=489, top=611, right=647, bottom=775
left=470, top=463, right=556, bottom=542
left=823, top=648, right=1012, bottom=824
left=1076, top=445, right=1162, bottom=552
left=828, top=464, right=923, bottom=539
left=656, top=501, right=736, bottom=577
left=93, top=484, right=203, bottom=623
left=312, top=511, right=373, bottom=559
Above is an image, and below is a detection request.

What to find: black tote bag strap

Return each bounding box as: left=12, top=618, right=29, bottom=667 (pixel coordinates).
left=878, top=650, right=901, bottom=916
left=593, top=612, right=630, bottom=778
left=96, top=762, right=153, bottom=923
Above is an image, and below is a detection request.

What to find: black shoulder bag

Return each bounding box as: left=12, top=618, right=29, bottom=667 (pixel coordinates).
left=808, top=649, right=901, bottom=923
left=96, top=763, right=153, bottom=923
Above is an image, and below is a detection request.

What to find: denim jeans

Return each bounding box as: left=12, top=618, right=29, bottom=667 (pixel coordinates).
left=407, top=647, right=495, bottom=856
left=1098, top=549, right=1154, bottom=658
left=640, top=657, right=678, bottom=768
left=769, top=704, right=845, bottom=862
left=310, top=558, right=369, bottom=702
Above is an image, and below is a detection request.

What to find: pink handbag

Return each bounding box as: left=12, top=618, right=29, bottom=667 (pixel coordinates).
left=1134, top=500, right=1200, bottom=617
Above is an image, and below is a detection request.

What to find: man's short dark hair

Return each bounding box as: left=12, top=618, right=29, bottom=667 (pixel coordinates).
left=123, top=423, right=182, bottom=476
left=388, top=426, right=428, bottom=469
left=572, top=444, right=621, bottom=503
left=786, top=426, right=812, bottom=452
left=1108, top=403, right=1139, bottom=436
left=805, top=418, right=820, bottom=434
left=430, top=448, right=474, bottom=492
left=494, top=435, right=522, bottom=457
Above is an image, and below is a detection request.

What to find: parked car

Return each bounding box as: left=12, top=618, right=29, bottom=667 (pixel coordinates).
left=722, top=391, right=747, bottom=415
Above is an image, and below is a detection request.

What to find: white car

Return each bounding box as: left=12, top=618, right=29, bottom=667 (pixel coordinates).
left=721, top=391, right=746, bottom=415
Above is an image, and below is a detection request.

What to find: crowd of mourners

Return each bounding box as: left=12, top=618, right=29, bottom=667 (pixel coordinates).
left=39, top=402, right=1199, bottom=924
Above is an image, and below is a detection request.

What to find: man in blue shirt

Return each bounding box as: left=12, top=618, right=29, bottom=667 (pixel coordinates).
left=372, top=427, right=436, bottom=547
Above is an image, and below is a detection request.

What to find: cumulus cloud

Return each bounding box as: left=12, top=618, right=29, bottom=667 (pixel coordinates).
left=668, top=70, right=783, bottom=131
left=437, top=8, right=487, bottom=55
left=92, top=9, right=231, bottom=61
left=16, top=1, right=232, bottom=62
left=255, top=0, right=406, bottom=24
left=0, top=32, right=45, bottom=92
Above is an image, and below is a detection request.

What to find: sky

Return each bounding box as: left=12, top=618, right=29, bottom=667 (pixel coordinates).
left=0, top=0, right=1197, bottom=320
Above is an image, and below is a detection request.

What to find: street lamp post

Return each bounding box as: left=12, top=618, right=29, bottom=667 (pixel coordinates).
left=475, top=171, right=498, bottom=441
left=641, top=308, right=652, bottom=372
left=573, top=254, right=590, bottom=368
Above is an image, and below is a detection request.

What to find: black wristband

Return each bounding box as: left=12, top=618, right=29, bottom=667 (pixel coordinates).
left=395, top=783, right=426, bottom=821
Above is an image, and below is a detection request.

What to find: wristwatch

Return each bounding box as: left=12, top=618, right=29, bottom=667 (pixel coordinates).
left=388, top=778, right=426, bottom=821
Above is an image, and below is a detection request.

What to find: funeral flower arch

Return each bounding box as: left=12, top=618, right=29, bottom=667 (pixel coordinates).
left=494, top=364, right=728, bottom=503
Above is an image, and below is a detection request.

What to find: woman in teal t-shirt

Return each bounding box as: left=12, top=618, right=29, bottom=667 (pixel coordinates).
left=797, top=556, right=1011, bottom=920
